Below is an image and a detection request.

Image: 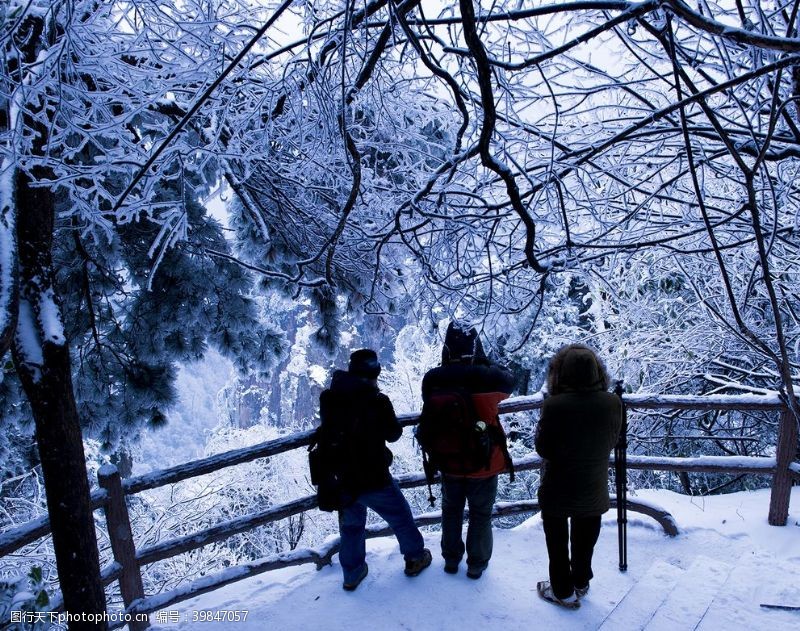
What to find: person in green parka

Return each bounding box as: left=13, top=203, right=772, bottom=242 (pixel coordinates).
left=535, top=344, right=622, bottom=609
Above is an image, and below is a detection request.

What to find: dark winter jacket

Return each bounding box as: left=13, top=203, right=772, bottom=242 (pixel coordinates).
left=318, top=370, right=402, bottom=495
left=535, top=391, right=622, bottom=516
left=421, top=361, right=515, bottom=478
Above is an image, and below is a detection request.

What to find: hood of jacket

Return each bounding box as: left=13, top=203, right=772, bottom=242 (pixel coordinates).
left=557, top=349, right=604, bottom=392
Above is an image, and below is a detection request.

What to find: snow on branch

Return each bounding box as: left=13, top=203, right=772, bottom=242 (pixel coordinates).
left=0, top=161, right=15, bottom=356
left=0, top=489, right=106, bottom=557
left=665, top=0, right=800, bottom=52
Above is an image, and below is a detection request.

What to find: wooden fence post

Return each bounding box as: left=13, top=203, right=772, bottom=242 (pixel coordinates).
left=97, top=465, right=149, bottom=630
left=768, top=409, right=798, bottom=526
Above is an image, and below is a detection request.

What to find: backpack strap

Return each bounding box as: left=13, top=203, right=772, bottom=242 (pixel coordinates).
left=420, top=447, right=437, bottom=507
left=488, top=422, right=515, bottom=482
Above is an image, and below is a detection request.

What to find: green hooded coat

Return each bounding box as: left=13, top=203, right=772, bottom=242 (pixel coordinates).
left=535, top=390, right=622, bottom=516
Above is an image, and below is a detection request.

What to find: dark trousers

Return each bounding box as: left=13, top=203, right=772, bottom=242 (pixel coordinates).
left=441, top=475, right=498, bottom=571
left=541, top=512, right=602, bottom=599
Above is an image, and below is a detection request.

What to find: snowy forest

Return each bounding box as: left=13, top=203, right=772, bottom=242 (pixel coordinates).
left=0, top=0, right=799, bottom=627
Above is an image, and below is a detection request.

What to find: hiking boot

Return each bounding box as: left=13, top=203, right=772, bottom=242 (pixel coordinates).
left=343, top=564, right=368, bottom=591
left=405, top=548, right=432, bottom=577
left=537, top=581, right=580, bottom=609
left=575, top=584, right=590, bottom=599
left=466, top=567, right=483, bottom=580
left=444, top=562, right=459, bottom=575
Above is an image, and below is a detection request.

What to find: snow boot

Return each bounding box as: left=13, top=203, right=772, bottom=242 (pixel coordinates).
left=466, top=567, right=484, bottom=580
left=343, top=564, right=368, bottom=591
left=405, top=548, right=432, bottom=577
left=537, top=581, right=580, bottom=609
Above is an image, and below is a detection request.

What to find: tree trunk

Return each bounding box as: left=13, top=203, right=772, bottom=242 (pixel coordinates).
left=769, top=409, right=799, bottom=526
left=12, top=167, right=107, bottom=630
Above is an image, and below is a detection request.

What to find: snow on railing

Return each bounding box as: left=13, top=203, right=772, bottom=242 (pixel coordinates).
left=116, top=391, right=786, bottom=496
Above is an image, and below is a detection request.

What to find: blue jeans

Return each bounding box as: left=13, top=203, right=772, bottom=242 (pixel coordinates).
left=338, top=480, right=425, bottom=583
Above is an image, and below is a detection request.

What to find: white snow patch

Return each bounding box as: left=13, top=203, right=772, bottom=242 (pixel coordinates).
left=14, top=298, right=43, bottom=380
left=97, top=464, right=119, bottom=477
left=624, top=392, right=783, bottom=407
left=151, top=488, right=800, bottom=630
left=1, top=114, right=18, bottom=339
left=204, top=181, right=229, bottom=228
left=498, top=392, right=785, bottom=413
left=624, top=454, right=776, bottom=470
left=307, top=365, right=328, bottom=387
left=285, top=323, right=315, bottom=377
left=133, top=349, right=235, bottom=472
left=37, top=286, right=65, bottom=345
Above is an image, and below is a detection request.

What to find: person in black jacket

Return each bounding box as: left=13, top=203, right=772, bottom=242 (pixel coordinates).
left=421, top=322, right=515, bottom=579
left=535, top=344, right=622, bottom=609
left=319, top=349, right=431, bottom=591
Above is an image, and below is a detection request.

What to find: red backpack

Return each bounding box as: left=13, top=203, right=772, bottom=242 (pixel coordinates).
left=416, top=387, right=515, bottom=505
left=416, top=388, right=493, bottom=479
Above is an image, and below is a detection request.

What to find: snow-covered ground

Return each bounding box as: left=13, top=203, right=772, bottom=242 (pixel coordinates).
left=154, top=488, right=800, bottom=630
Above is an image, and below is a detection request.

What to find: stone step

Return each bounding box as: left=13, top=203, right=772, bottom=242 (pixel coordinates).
left=696, top=549, right=800, bottom=630
left=646, top=556, right=733, bottom=629
left=598, top=560, right=685, bottom=630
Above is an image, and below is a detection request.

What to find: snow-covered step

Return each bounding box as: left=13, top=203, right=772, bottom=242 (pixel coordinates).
left=646, top=556, right=733, bottom=629
left=696, top=550, right=800, bottom=630
left=598, top=560, right=685, bottom=630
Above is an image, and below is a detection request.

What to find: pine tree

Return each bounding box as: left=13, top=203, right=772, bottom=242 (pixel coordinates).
left=0, top=3, right=287, bottom=622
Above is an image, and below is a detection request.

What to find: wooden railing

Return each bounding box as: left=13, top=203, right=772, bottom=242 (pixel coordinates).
left=1, top=392, right=797, bottom=629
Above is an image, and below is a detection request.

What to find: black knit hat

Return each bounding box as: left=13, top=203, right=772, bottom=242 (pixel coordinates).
left=442, top=321, right=485, bottom=363
left=348, top=349, right=381, bottom=378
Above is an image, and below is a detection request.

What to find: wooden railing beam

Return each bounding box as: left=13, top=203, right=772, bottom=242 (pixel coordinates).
left=97, top=465, right=148, bottom=631
left=137, top=496, right=317, bottom=566
left=123, top=431, right=316, bottom=495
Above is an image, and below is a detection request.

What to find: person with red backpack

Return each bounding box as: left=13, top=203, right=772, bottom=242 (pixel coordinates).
left=315, top=349, right=432, bottom=591
left=419, top=322, right=515, bottom=579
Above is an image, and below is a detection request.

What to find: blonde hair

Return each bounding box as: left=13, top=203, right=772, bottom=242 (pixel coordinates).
left=546, top=344, right=609, bottom=395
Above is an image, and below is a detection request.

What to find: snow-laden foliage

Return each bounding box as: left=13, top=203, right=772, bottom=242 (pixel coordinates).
left=219, top=0, right=800, bottom=409
left=214, top=0, right=800, bottom=480
left=0, top=1, right=294, bottom=462
left=380, top=324, right=442, bottom=414
left=121, top=421, right=328, bottom=597
left=0, top=565, right=50, bottom=630
left=2, top=0, right=795, bottom=452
